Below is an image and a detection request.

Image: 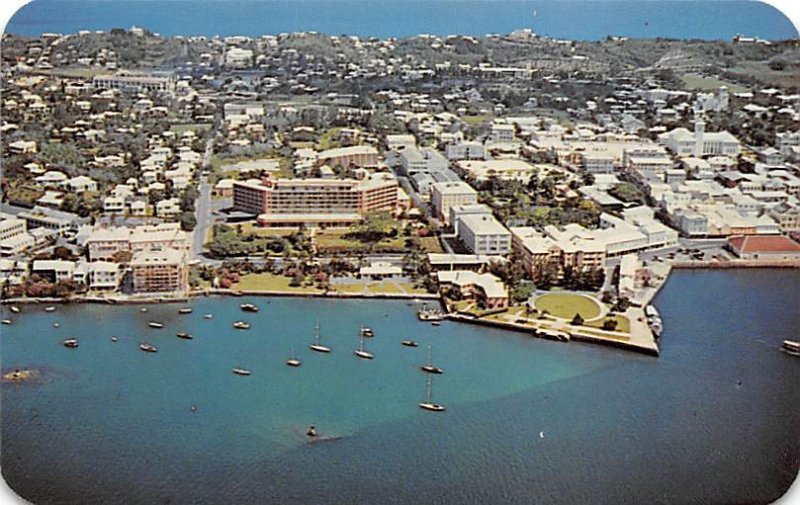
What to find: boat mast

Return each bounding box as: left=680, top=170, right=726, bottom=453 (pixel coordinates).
left=427, top=344, right=433, bottom=366
left=426, top=375, right=433, bottom=403
left=315, top=321, right=321, bottom=345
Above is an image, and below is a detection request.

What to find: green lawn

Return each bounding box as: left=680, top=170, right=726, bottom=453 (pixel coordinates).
left=414, top=236, right=444, bottom=254
left=314, top=230, right=407, bottom=253
left=533, top=293, right=602, bottom=320
left=236, top=273, right=321, bottom=293
left=585, top=314, right=631, bottom=333
left=333, top=280, right=426, bottom=295
left=680, top=74, right=748, bottom=94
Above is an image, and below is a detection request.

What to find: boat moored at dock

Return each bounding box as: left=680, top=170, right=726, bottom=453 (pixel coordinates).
left=240, top=303, right=259, bottom=313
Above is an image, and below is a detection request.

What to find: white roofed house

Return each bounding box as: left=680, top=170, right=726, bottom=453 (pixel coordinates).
left=437, top=270, right=509, bottom=310
left=8, top=140, right=37, bottom=155
left=62, top=175, right=98, bottom=194
left=156, top=198, right=182, bottom=219
left=32, top=260, right=75, bottom=283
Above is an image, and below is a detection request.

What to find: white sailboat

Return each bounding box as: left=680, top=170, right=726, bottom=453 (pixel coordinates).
left=309, top=322, right=332, bottom=353
left=420, top=344, right=443, bottom=374
left=419, top=375, right=445, bottom=412
left=286, top=347, right=301, bottom=367
left=353, top=334, right=374, bottom=359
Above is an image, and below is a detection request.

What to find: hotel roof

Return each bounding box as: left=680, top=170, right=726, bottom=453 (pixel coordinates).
left=728, top=235, right=800, bottom=254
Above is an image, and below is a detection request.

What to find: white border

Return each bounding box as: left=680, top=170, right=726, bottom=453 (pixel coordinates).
left=0, top=1, right=797, bottom=505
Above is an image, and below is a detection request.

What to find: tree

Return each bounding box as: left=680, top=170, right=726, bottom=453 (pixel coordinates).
left=570, top=313, right=585, bottom=326
left=602, top=319, right=618, bottom=331
left=180, top=211, right=197, bottom=231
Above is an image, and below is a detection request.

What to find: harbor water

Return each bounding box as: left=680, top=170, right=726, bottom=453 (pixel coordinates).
left=1, top=269, right=799, bottom=504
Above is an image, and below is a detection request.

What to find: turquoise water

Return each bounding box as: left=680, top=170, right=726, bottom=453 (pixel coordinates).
left=2, top=269, right=799, bottom=504
left=5, top=0, right=798, bottom=41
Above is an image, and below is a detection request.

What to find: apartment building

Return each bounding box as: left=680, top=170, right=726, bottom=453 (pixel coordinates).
left=457, top=213, right=512, bottom=256
left=92, top=74, right=173, bottom=93
left=445, top=141, right=486, bottom=161
left=431, top=181, right=478, bottom=224
left=510, top=227, right=606, bottom=281
left=131, top=249, right=187, bottom=293
left=317, top=146, right=379, bottom=169
left=86, top=223, right=189, bottom=261
left=437, top=270, right=509, bottom=310
left=234, top=176, right=399, bottom=228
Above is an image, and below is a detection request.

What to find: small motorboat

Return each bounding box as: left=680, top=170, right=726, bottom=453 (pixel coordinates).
left=139, top=343, right=158, bottom=353
left=53, top=322, right=60, bottom=328
left=431, top=321, right=441, bottom=327
left=782, top=340, right=800, bottom=356
left=233, top=321, right=250, bottom=330
left=401, top=340, right=419, bottom=347
left=148, top=321, right=164, bottom=329
left=111, top=336, right=119, bottom=342
left=232, top=368, right=251, bottom=376
left=44, top=306, right=56, bottom=313
left=1, top=319, right=11, bottom=325
left=178, top=308, right=193, bottom=314
left=360, top=326, right=374, bottom=337
left=240, top=303, right=259, bottom=313
left=10, top=306, right=20, bottom=314
left=203, top=314, right=213, bottom=320
left=62, top=338, right=79, bottom=348
left=176, top=332, right=193, bottom=340
left=140, top=307, right=148, bottom=313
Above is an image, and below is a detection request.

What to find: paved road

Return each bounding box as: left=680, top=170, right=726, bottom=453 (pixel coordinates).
left=191, top=136, right=216, bottom=259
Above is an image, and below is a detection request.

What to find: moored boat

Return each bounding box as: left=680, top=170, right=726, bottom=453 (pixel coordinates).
left=420, top=344, right=443, bottom=374
left=10, top=306, right=20, bottom=314
left=62, top=338, right=79, bottom=348
left=782, top=340, right=800, bottom=356
left=203, top=314, right=213, bottom=319
left=354, top=335, right=374, bottom=359
left=44, top=306, right=56, bottom=313
left=233, top=321, right=250, bottom=330
left=53, top=322, right=60, bottom=328
left=419, top=375, right=445, bottom=412
left=360, top=326, right=374, bottom=337
left=1, top=319, right=11, bottom=325
left=232, top=368, right=251, bottom=376
left=176, top=332, right=193, bottom=339
left=111, top=336, right=119, bottom=342
left=309, top=322, right=331, bottom=353
left=286, top=348, right=301, bottom=367
left=178, top=308, right=193, bottom=314
left=139, top=343, right=158, bottom=353
left=401, top=340, right=419, bottom=347
left=148, top=321, right=164, bottom=329
left=240, top=303, right=259, bottom=313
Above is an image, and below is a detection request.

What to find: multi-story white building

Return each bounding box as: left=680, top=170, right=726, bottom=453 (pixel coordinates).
left=400, top=147, right=448, bottom=174
left=658, top=120, right=741, bottom=157
left=445, top=141, right=486, bottom=161
left=489, top=123, right=515, bottom=143
left=92, top=74, right=173, bottom=93
left=431, top=181, right=478, bottom=224
left=86, top=223, right=189, bottom=261
left=457, top=213, right=512, bottom=256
